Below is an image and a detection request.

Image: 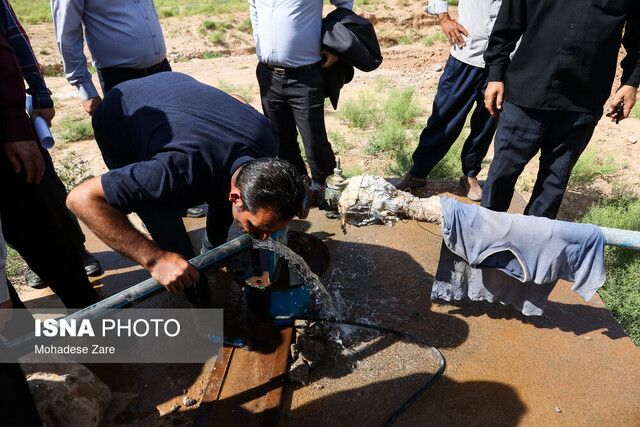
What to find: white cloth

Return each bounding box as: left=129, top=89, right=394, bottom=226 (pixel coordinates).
left=432, top=196, right=607, bottom=315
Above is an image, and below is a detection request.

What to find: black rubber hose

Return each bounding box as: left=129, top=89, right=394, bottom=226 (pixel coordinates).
left=272, top=315, right=446, bottom=426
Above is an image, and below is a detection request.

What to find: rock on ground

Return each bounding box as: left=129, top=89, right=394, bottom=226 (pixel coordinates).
left=22, top=361, right=111, bottom=427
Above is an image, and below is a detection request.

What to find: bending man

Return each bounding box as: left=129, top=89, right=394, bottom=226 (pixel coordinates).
left=67, top=72, right=306, bottom=301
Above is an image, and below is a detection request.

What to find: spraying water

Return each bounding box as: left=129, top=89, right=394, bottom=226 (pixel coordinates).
left=251, top=237, right=341, bottom=320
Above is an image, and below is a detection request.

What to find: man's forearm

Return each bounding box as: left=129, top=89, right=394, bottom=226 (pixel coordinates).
left=66, top=177, right=164, bottom=271
left=51, top=0, right=99, bottom=100
left=67, top=177, right=200, bottom=292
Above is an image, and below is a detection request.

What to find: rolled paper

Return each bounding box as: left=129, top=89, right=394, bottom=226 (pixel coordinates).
left=33, top=116, right=54, bottom=148
left=26, top=96, right=55, bottom=149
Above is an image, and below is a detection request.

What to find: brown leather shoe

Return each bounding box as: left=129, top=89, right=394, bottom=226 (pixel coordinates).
left=395, top=173, right=427, bottom=191
left=460, top=175, right=482, bottom=201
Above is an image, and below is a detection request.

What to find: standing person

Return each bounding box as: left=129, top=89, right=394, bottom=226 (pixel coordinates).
left=395, top=0, right=502, bottom=202
left=250, top=0, right=353, bottom=191
left=1, top=224, right=42, bottom=425
left=66, top=72, right=306, bottom=300
left=482, top=0, right=639, bottom=219
left=0, top=0, right=101, bottom=288
left=0, top=28, right=91, bottom=425
left=51, top=0, right=204, bottom=218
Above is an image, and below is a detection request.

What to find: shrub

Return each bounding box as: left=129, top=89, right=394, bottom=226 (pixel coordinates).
left=337, top=94, right=380, bottom=130
left=581, top=195, right=640, bottom=347
left=383, top=88, right=421, bottom=126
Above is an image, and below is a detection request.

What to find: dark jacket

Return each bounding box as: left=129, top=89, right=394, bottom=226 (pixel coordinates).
left=322, top=9, right=382, bottom=109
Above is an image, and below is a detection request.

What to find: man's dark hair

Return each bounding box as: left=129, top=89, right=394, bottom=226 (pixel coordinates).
left=235, top=158, right=305, bottom=221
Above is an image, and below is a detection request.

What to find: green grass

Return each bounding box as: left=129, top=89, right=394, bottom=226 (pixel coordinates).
left=202, top=51, right=224, bottom=59
left=199, top=19, right=232, bottom=36
left=343, top=164, right=363, bottom=178
left=329, top=130, right=353, bottom=154
left=630, top=103, right=640, bottom=120
left=337, top=93, right=380, bottom=130
left=367, top=121, right=406, bottom=155
left=383, top=88, right=421, bottom=126
left=216, top=79, right=254, bottom=102
left=569, top=147, right=625, bottom=186
left=209, top=32, right=223, bottom=44
left=5, top=246, right=25, bottom=278
left=581, top=194, right=640, bottom=347
left=429, top=132, right=465, bottom=179
left=398, top=36, right=412, bottom=45
left=236, top=17, right=253, bottom=33
left=53, top=151, right=92, bottom=191
left=420, top=32, right=447, bottom=47
left=56, top=116, right=94, bottom=142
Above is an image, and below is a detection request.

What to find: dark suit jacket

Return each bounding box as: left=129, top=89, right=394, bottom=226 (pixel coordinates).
left=322, top=9, right=382, bottom=109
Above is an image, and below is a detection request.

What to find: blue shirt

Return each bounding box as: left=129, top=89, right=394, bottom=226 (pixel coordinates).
left=51, top=0, right=166, bottom=100
left=95, top=73, right=279, bottom=214
left=249, top=0, right=353, bottom=68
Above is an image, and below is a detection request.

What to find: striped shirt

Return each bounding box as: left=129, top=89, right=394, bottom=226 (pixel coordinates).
left=0, top=0, right=52, bottom=109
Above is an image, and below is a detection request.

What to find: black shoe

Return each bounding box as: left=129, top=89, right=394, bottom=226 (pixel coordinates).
left=25, top=268, right=46, bottom=289
left=81, top=249, right=102, bottom=276
left=182, top=207, right=205, bottom=218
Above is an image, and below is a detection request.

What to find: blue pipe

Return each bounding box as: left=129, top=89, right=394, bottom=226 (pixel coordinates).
left=600, top=226, right=640, bottom=250
left=6, top=234, right=254, bottom=356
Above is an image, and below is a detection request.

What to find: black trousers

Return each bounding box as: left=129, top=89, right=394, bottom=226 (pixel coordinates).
left=256, top=62, right=335, bottom=185
left=0, top=147, right=100, bottom=308
left=0, top=343, right=42, bottom=426
left=481, top=102, right=600, bottom=219
left=97, top=58, right=171, bottom=95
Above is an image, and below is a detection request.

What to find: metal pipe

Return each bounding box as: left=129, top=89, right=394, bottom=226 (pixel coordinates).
left=600, top=227, right=640, bottom=249
left=6, top=234, right=253, bottom=355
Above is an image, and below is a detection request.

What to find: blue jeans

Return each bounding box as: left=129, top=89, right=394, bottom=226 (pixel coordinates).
left=410, top=55, right=497, bottom=178
left=481, top=102, right=600, bottom=219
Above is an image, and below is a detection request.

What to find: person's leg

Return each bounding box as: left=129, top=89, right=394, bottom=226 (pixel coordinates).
left=460, top=77, right=498, bottom=178
left=0, top=344, right=43, bottom=427
left=0, top=149, right=100, bottom=309
left=524, top=109, right=600, bottom=219
left=256, top=63, right=308, bottom=177
left=481, top=102, right=549, bottom=213
left=287, top=66, right=336, bottom=185
left=408, top=56, right=483, bottom=179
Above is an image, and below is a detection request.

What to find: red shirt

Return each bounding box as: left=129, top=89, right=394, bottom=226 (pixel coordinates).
left=0, top=31, right=34, bottom=143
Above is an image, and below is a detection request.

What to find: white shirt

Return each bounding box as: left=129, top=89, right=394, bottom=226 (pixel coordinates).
left=425, top=0, right=502, bottom=68
left=249, top=0, right=353, bottom=68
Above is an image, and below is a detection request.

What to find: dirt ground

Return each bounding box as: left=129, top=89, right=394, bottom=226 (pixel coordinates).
left=14, top=1, right=640, bottom=425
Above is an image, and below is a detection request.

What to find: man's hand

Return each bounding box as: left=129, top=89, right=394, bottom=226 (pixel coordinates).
left=83, top=96, right=102, bottom=116
left=146, top=251, right=200, bottom=294
left=31, top=107, right=56, bottom=127
left=606, top=85, right=638, bottom=123
left=320, top=49, right=338, bottom=68
left=484, top=82, right=505, bottom=117
left=0, top=298, right=12, bottom=332
left=438, top=13, right=469, bottom=49
left=4, top=140, right=45, bottom=183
